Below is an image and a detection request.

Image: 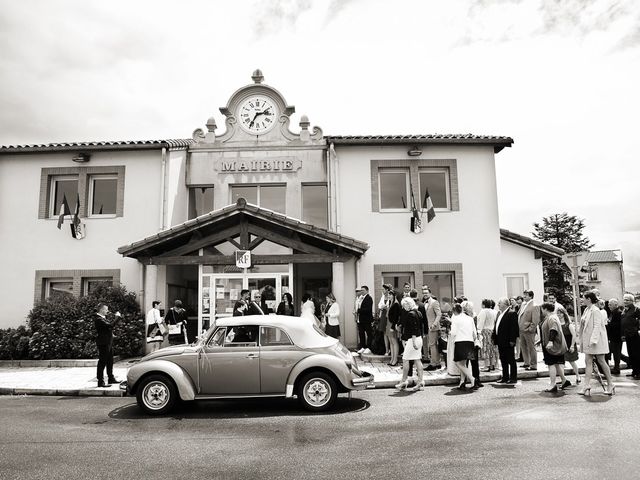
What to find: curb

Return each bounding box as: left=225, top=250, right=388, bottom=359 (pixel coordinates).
left=0, top=357, right=122, bottom=368
left=0, top=386, right=124, bottom=397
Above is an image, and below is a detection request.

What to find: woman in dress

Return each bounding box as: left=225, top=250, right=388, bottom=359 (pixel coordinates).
left=540, top=302, right=568, bottom=392
left=301, top=293, right=319, bottom=328
left=394, top=297, right=424, bottom=391
left=387, top=291, right=401, bottom=366
left=578, top=291, right=615, bottom=396
left=451, top=303, right=477, bottom=390
left=559, top=303, right=580, bottom=385
left=477, top=299, right=498, bottom=372
left=324, top=293, right=341, bottom=339
left=276, top=292, right=295, bottom=316
left=378, top=284, right=393, bottom=355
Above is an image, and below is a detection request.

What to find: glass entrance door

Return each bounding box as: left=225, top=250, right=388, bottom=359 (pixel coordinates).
left=200, top=273, right=290, bottom=329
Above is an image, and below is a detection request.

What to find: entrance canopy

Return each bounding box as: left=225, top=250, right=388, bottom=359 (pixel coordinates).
left=117, top=198, right=369, bottom=264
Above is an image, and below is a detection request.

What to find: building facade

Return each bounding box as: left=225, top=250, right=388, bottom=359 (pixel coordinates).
left=0, top=70, right=563, bottom=348
left=585, top=250, right=626, bottom=301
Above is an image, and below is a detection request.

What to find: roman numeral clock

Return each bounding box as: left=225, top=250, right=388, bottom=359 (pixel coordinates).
left=238, top=95, right=279, bottom=135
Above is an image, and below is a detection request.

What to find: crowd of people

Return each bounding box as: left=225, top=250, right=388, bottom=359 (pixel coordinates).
left=351, top=282, right=640, bottom=395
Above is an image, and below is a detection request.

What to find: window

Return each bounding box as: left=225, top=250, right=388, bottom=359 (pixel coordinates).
left=39, top=166, right=125, bottom=219
left=379, top=169, right=409, bottom=211
left=188, top=186, right=215, bottom=219
left=223, top=326, right=259, bottom=347
left=49, top=176, right=78, bottom=218
left=383, top=272, right=414, bottom=290
left=208, top=327, right=227, bottom=347
left=504, top=275, right=528, bottom=298
left=46, top=278, right=74, bottom=300
left=260, top=326, right=293, bottom=346
left=423, top=272, right=455, bottom=303
left=371, top=160, right=459, bottom=213
left=83, top=277, right=113, bottom=296
left=588, top=266, right=599, bottom=282
left=89, top=175, right=117, bottom=216
left=302, top=184, right=328, bottom=228
left=419, top=169, right=450, bottom=210
left=231, top=185, right=286, bottom=214
left=35, top=269, right=120, bottom=303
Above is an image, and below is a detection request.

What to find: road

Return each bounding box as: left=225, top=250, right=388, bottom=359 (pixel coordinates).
left=0, top=377, right=638, bottom=480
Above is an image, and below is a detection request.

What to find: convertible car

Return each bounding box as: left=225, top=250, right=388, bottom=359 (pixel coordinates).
left=122, top=315, right=374, bottom=414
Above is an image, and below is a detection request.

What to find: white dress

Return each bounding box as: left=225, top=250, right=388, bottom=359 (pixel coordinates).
left=300, top=300, right=318, bottom=327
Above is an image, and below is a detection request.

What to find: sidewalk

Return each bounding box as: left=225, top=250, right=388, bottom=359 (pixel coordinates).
left=0, top=354, right=628, bottom=397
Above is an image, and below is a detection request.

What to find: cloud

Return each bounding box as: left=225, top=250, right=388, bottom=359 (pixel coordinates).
left=458, top=0, right=640, bottom=50
left=250, top=0, right=361, bottom=38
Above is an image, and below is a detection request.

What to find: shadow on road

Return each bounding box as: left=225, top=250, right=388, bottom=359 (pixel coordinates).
left=443, top=387, right=475, bottom=396
left=108, top=396, right=370, bottom=420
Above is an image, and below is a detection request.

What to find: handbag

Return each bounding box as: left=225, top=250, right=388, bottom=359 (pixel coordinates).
left=157, top=322, right=168, bottom=336
left=169, top=323, right=182, bottom=335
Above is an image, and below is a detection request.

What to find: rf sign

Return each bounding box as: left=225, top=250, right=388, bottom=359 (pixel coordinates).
left=235, top=250, right=251, bottom=269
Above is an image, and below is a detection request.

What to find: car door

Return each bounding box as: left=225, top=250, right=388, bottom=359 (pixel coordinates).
left=199, top=325, right=261, bottom=395
left=259, top=325, right=309, bottom=394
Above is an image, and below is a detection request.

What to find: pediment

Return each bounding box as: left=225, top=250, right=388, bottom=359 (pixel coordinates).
left=191, top=69, right=323, bottom=148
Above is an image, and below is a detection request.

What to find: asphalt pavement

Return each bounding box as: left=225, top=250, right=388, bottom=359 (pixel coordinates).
left=0, top=376, right=638, bottom=480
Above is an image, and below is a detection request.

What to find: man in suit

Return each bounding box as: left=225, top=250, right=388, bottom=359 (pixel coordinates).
left=621, top=293, right=640, bottom=379
left=494, top=297, right=519, bottom=383
left=423, top=287, right=442, bottom=370
left=247, top=291, right=266, bottom=315
left=518, top=290, right=540, bottom=371
left=94, top=303, right=121, bottom=387
left=357, top=285, right=374, bottom=353
left=233, top=289, right=251, bottom=316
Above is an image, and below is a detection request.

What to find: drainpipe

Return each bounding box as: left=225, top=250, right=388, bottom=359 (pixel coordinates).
left=159, top=147, right=167, bottom=230
left=326, top=146, right=333, bottom=231
left=329, top=142, right=341, bottom=233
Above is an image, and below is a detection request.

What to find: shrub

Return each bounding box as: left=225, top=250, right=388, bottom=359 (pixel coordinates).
left=23, top=284, right=144, bottom=360
left=0, top=326, right=31, bottom=360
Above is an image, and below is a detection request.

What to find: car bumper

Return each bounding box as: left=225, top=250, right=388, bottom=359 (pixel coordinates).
left=350, top=370, right=374, bottom=389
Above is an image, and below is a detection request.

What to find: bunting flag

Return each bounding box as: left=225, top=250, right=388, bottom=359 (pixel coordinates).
left=57, top=195, right=71, bottom=229
left=422, top=188, right=436, bottom=223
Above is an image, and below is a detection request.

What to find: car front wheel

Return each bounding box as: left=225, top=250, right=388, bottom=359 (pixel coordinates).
left=297, top=371, right=338, bottom=412
left=136, top=374, right=178, bottom=415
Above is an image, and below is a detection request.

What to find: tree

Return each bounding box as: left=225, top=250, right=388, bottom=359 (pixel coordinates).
left=532, top=213, right=594, bottom=298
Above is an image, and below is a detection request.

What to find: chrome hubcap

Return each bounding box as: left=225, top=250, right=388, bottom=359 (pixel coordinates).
left=303, top=379, right=331, bottom=407
left=142, top=381, right=169, bottom=410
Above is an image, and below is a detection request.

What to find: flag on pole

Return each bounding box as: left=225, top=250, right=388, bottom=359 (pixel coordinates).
left=57, top=195, right=71, bottom=229
left=422, top=188, right=436, bottom=223
left=71, top=193, right=82, bottom=239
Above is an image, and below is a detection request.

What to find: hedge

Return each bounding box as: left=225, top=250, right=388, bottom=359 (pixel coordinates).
left=0, top=284, right=143, bottom=360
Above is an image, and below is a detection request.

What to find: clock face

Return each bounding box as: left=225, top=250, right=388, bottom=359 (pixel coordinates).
left=238, top=96, right=278, bottom=134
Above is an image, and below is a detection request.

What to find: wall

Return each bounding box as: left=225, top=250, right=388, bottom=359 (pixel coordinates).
left=499, top=239, right=544, bottom=299
left=585, top=262, right=625, bottom=301
left=335, top=144, right=503, bottom=312
left=0, top=150, right=164, bottom=328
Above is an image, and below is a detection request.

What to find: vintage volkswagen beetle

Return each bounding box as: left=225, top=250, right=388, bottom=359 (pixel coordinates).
left=122, top=315, right=374, bottom=414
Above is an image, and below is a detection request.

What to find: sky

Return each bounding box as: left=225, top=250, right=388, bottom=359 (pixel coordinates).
left=1, top=0, right=639, bottom=291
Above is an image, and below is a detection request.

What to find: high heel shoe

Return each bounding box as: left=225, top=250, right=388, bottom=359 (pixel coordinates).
left=605, top=386, right=616, bottom=396
left=575, top=376, right=581, bottom=385
left=577, top=387, right=591, bottom=396
left=544, top=386, right=558, bottom=393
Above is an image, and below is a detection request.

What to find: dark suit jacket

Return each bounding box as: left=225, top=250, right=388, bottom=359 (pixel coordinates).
left=494, top=309, right=519, bottom=348
left=247, top=302, right=265, bottom=315
left=358, top=295, right=373, bottom=323
left=621, top=305, right=640, bottom=339
left=94, top=313, right=115, bottom=346
left=233, top=300, right=246, bottom=316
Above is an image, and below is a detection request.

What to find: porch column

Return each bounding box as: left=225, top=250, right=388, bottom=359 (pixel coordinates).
left=144, top=265, right=158, bottom=312
left=332, top=262, right=345, bottom=343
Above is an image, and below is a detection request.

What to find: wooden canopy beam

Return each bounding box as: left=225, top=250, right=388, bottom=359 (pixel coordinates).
left=247, top=224, right=328, bottom=255
left=158, top=225, right=240, bottom=257
left=139, top=254, right=352, bottom=265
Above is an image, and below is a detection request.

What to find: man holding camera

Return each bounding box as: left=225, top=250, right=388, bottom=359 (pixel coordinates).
left=94, top=303, right=121, bottom=388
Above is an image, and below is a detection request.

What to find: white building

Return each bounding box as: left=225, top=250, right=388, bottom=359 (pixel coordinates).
left=0, top=70, right=562, bottom=347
